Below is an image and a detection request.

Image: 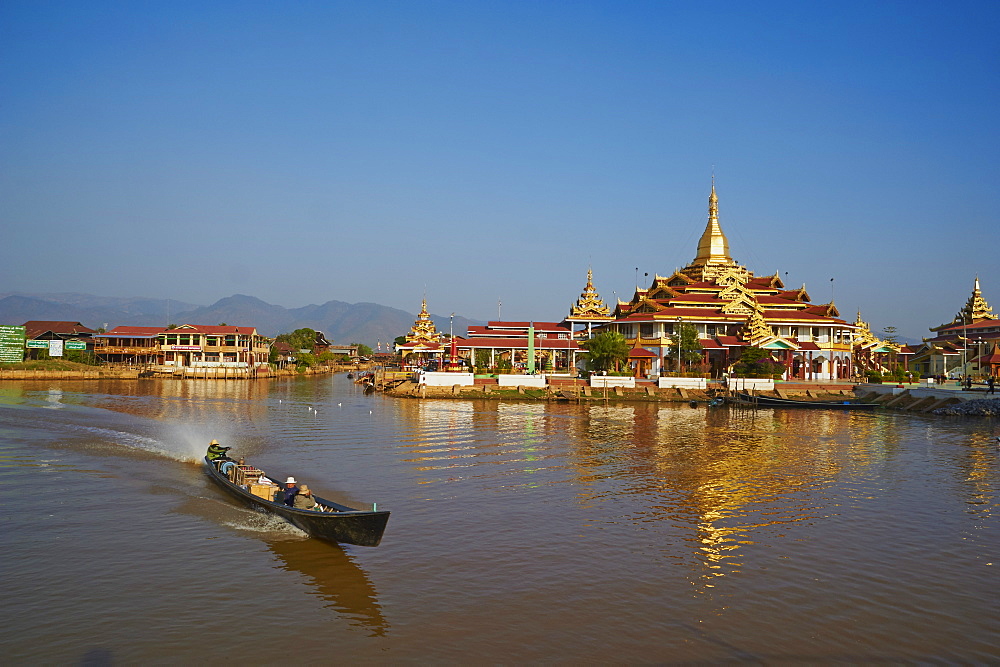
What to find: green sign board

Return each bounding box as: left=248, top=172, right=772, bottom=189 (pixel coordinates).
left=0, top=325, right=26, bottom=363
left=26, top=340, right=50, bottom=348
left=65, top=341, right=87, bottom=350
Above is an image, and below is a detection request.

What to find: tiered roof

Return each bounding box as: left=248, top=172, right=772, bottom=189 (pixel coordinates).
left=567, top=269, right=612, bottom=322
left=396, top=299, right=445, bottom=355
left=403, top=299, right=442, bottom=345
left=931, top=276, right=998, bottom=332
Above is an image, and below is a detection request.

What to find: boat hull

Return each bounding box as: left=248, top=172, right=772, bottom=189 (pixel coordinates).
left=731, top=392, right=879, bottom=409
left=204, top=458, right=390, bottom=547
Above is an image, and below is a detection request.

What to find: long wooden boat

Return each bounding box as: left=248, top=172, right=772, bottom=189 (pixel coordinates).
left=204, top=457, right=390, bottom=547
left=731, top=392, right=880, bottom=410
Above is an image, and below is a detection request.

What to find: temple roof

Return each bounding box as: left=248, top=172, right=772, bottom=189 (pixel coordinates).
left=403, top=299, right=442, bottom=345
left=567, top=268, right=613, bottom=321
left=931, top=276, right=997, bottom=331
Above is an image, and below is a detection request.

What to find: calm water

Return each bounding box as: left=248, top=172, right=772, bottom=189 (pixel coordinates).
left=1, top=375, right=997, bottom=663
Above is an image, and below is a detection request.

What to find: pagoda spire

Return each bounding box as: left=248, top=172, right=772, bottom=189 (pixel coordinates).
left=404, top=298, right=441, bottom=344
left=568, top=268, right=612, bottom=320
left=694, top=179, right=732, bottom=267
left=931, top=276, right=998, bottom=331
left=681, top=180, right=744, bottom=282
left=957, top=275, right=996, bottom=323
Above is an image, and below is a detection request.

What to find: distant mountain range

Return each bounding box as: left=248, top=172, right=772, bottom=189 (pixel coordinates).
left=0, top=292, right=481, bottom=346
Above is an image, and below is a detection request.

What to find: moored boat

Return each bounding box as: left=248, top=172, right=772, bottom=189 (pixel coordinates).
left=204, top=454, right=389, bottom=547
left=731, top=392, right=879, bottom=409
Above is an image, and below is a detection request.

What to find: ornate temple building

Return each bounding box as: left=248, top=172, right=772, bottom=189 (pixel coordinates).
left=395, top=299, right=445, bottom=368
left=590, top=184, right=869, bottom=379
left=905, top=277, right=1000, bottom=378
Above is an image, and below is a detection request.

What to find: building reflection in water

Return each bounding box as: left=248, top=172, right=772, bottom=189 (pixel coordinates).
left=567, top=404, right=901, bottom=590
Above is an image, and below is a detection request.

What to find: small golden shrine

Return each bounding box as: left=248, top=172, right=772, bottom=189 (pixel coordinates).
left=567, top=269, right=612, bottom=321
left=404, top=299, right=442, bottom=345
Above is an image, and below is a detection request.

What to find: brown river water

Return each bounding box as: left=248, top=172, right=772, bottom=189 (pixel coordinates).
left=1, top=375, right=997, bottom=663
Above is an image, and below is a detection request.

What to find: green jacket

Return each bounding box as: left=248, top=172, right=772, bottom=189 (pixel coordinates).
left=206, top=443, right=229, bottom=460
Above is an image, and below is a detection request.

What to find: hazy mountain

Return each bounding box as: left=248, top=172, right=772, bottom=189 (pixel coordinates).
left=0, top=293, right=198, bottom=329
left=0, top=292, right=480, bottom=345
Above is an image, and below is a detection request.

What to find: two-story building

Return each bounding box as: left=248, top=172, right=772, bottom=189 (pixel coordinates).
left=94, top=324, right=272, bottom=368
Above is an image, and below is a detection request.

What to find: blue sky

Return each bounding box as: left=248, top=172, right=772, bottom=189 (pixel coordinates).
left=2, top=1, right=998, bottom=339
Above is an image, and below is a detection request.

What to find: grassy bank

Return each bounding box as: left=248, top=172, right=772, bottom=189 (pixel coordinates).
left=1, top=360, right=102, bottom=372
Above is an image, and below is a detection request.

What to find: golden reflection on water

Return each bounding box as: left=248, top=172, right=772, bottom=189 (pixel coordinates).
left=390, top=400, right=916, bottom=589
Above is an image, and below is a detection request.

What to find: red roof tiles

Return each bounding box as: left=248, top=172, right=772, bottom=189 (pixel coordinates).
left=23, top=321, right=96, bottom=339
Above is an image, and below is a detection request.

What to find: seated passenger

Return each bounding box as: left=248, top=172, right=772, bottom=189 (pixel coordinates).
left=282, top=477, right=300, bottom=506
left=256, top=472, right=275, bottom=486
left=293, top=484, right=317, bottom=511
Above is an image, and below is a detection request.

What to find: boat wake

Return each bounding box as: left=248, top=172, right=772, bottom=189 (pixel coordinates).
left=222, top=509, right=309, bottom=539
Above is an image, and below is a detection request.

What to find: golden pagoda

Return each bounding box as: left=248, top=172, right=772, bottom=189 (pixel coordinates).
left=396, top=298, right=446, bottom=368
left=567, top=269, right=612, bottom=323
left=404, top=299, right=441, bottom=345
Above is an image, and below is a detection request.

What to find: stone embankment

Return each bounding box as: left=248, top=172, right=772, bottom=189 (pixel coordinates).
left=855, top=383, right=998, bottom=415
left=932, top=398, right=1000, bottom=416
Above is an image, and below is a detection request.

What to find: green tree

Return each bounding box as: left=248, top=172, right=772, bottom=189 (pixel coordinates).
left=581, top=331, right=630, bottom=373
left=731, top=346, right=786, bottom=378
left=353, top=343, right=373, bottom=356
left=275, top=328, right=318, bottom=353
left=474, top=349, right=491, bottom=372
left=670, top=323, right=703, bottom=373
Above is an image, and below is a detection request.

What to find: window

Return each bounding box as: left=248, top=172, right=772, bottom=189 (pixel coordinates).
left=640, top=323, right=653, bottom=337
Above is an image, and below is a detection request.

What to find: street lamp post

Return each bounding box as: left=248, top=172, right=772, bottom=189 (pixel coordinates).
left=676, top=317, right=683, bottom=376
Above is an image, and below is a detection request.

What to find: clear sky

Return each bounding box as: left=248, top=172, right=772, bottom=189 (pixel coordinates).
left=2, top=1, right=998, bottom=340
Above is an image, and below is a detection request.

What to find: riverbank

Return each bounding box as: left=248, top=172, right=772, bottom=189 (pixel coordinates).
left=0, top=362, right=367, bottom=381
